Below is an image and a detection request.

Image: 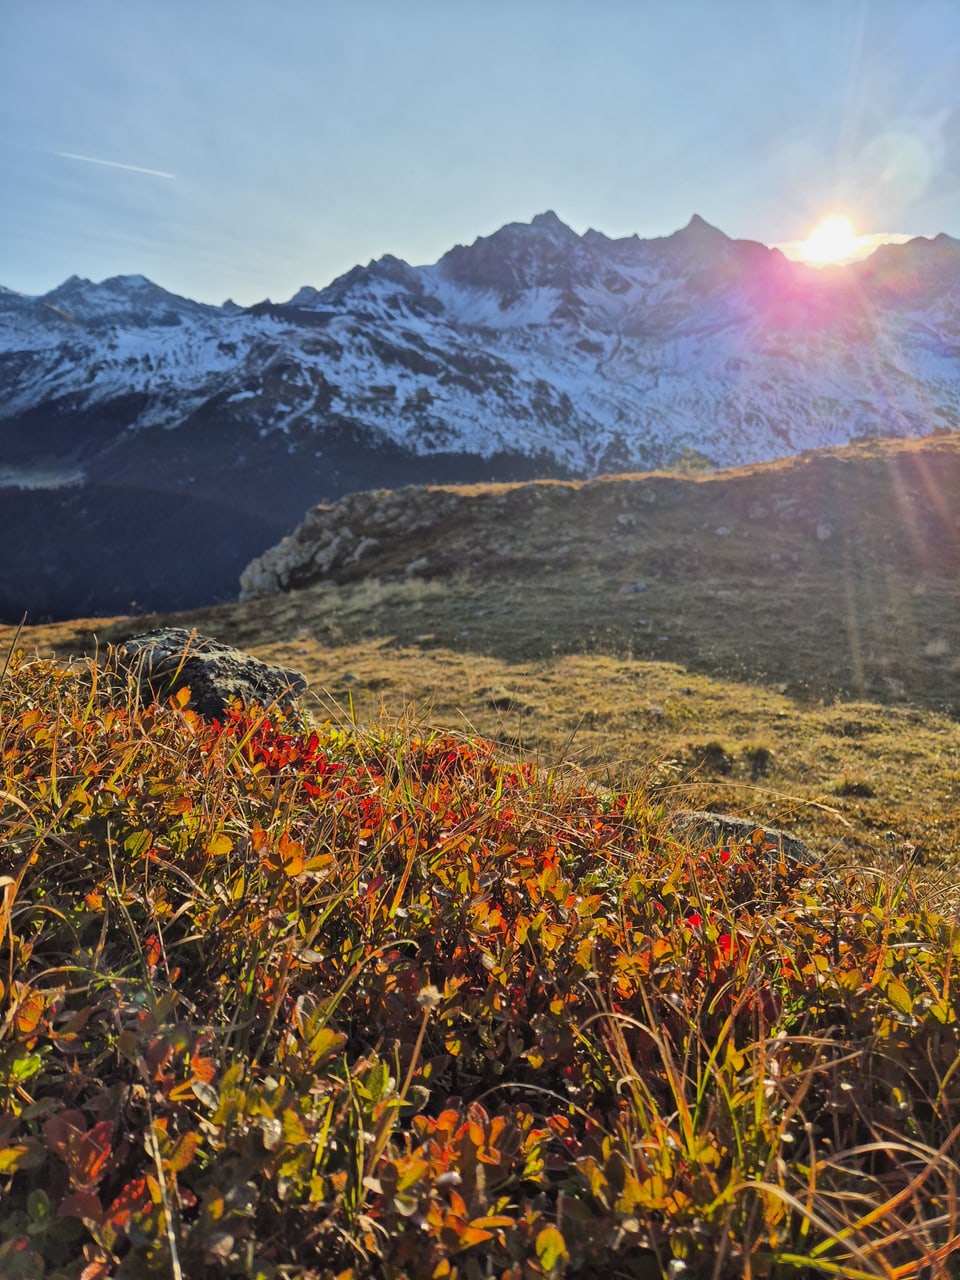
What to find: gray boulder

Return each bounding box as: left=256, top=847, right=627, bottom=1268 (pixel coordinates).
left=118, top=628, right=306, bottom=721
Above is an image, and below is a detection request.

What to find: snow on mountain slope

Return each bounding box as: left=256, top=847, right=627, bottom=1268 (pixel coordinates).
left=3, top=213, right=959, bottom=483
left=5, top=212, right=960, bottom=621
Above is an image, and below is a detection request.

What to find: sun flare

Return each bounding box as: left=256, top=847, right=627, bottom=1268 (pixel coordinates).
left=798, top=215, right=860, bottom=265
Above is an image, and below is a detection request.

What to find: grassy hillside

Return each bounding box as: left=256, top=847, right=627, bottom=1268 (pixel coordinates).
left=3, top=646, right=960, bottom=1278
left=9, top=434, right=960, bottom=870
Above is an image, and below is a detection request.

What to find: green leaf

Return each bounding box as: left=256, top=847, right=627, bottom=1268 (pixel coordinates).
left=929, top=1000, right=951, bottom=1024
left=123, top=830, right=152, bottom=858
left=25, top=1190, right=50, bottom=1222
left=396, top=1158, right=429, bottom=1192
left=887, top=980, right=914, bottom=1016
left=362, top=1058, right=390, bottom=1105
left=9, top=1054, right=43, bottom=1083
left=0, top=1236, right=44, bottom=1280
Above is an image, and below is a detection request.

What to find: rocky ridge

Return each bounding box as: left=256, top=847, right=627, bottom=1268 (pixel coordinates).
left=239, top=433, right=960, bottom=600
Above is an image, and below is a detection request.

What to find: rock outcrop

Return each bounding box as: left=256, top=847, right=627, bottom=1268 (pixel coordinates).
left=238, top=481, right=575, bottom=597
left=118, top=628, right=306, bottom=720
left=238, top=436, right=960, bottom=602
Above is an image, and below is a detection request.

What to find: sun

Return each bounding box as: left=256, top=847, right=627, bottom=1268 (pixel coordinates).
left=797, top=215, right=860, bottom=265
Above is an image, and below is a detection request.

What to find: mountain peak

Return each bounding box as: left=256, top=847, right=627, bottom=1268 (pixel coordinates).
left=676, top=213, right=729, bottom=242
left=36, top=273, right=207, bottom=326
left=530, top=210, right=571, bottom=233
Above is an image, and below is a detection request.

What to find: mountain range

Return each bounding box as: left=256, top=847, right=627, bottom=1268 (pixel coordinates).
left=2, top=211, right=959, bottom=621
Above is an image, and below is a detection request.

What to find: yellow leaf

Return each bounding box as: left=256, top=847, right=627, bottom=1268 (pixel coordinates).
left=396, top=1159, right=429, bottom=1191
left=471, top=1214, right=515, bottom=1229
left=837, top=967, right=864, bottom=992
left=536, top=1224, right=568, bottom=1271
left=0, top=1145, right=33, bottom=1174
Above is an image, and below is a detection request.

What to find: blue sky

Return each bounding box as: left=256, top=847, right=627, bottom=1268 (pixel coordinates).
left=2, top=0, right=958, bottom=305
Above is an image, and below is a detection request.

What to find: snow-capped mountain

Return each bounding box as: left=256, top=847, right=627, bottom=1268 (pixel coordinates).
left=2, top=212, right=959, bottom=620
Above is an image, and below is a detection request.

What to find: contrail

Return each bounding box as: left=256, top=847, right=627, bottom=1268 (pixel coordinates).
left=54, top=151, right=176, bottom=180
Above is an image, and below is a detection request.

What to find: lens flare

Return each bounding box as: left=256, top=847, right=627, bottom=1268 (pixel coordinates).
left=799, top=216, right=859, bottom=265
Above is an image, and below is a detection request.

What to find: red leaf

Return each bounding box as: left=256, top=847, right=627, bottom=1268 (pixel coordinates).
left=69, top=1121, right=115, bottom=1192
left=46, top=1115, right=115, bottom=1192
left=58, top=1191, right=103, bottom=1226
left=44, top=1110, right=88, bottom=1157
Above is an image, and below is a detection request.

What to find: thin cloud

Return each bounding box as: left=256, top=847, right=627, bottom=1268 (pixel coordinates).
left=54, top=151, right=176, bottom=180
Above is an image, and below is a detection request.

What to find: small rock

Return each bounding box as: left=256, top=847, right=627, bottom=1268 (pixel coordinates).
left=671, top=810, right=813, bottom=864
left=118, top=628, right=306, bottom=721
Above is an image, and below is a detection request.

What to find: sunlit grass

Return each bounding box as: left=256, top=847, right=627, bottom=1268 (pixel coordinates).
left=3, top=645, right=960, bottom=1277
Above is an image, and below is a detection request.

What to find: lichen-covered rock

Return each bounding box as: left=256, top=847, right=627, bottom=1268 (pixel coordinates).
left=118, top=628, right=306, bottom=721
left=671, top=809, right=813, bottom=864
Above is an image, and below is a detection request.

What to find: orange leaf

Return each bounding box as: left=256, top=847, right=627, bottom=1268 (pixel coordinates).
left=13, top=986, right=44, bottom=1036
left=105, top=1178, right=153, bottom=1232
left=79, top=1262, right=112, bottom=1280
left=455, top=1225, right=495, bottom=1249
left=166, top=1130, right=200, bottom=1174
left=68, top=1121, right=115, bottom=1192
left=447, top=1188, right=469, bottom=1219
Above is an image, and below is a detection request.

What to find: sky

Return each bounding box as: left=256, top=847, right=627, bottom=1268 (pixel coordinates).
left=2, top=0, right=959, bottom=306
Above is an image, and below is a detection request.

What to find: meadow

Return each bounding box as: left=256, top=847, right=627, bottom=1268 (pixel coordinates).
left=2, top=636, right=960, bottom=1279
left=20, top=435, right=960, bottom=873
left=3, top=436, right=960, bottom=1277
